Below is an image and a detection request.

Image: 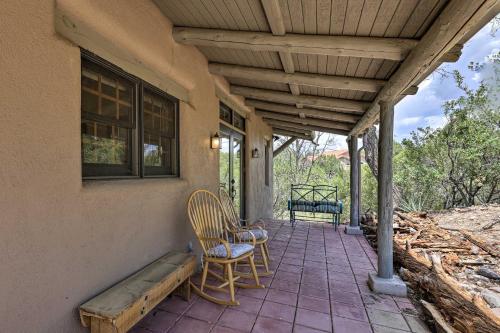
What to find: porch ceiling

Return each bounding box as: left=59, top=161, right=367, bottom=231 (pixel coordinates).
left=155, top=0, right=499, bottom=139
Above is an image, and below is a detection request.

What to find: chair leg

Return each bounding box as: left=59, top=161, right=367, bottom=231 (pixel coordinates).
left=263, top=242, right=272, bottom=261
left=260, top=243, right=271, bottom=274
left=200, top=261, right=209, bottom=292
left=248, top=255, right=261, bottom=286
left=226, top=263, right=236, bottom=304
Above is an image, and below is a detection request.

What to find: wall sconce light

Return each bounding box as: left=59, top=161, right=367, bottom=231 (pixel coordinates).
left=252, top=148, right=260, bottom=158
left=211, top=132, right=220, bottom=149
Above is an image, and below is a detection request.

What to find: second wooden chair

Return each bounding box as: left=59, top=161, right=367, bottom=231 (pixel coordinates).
left=187, top=189, right=264, bottom=306
left=219, top=188, right=273, bottom=276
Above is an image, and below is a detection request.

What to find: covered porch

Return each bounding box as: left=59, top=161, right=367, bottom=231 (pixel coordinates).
left=2, top=0, right=499, bottom=332
left=131, top=220, right=425, bottom=333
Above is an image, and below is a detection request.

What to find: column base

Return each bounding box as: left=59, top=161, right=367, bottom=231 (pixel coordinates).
left=345, top=225, right=364, bottom=235
left=368, top=272, right=407, bottom=297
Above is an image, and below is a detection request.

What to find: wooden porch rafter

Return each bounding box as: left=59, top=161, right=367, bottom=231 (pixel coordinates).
left=231, top=86, right=368, bottom=114
left=245, top=99, right=361, bottom=123
left=265, top=119, right=350, bottom=136
left=172, top=28, right=419, bottom=61
left=159, top=0, right=494, bottom=139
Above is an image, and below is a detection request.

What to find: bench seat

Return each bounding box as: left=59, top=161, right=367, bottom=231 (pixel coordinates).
left=79, top=251, right=196, bottom=333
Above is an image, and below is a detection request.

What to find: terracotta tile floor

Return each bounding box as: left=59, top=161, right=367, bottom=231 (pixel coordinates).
left=131, top=220, right=430, bottom=333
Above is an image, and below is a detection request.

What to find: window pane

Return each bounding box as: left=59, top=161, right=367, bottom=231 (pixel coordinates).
left=143, top=92, right=175, bottom=137
left=233, top=112, right=245, bottom=131
left=101, top=97, right=117, bottom=119
left=101, top=76, right=117, bottom=97
left=82, top=68, right=99, bottom=90
left=220, top=104, right=232, bottom=123
left=143, top=89, right=177, bottom=176
left=119, top=104, right=131, bottom=123
left=81, top=121, right=132, bottom=176
left=144, top=134, right=172, bottom=170
left=81, top=58, right=134, bottom=127
left=82, top=90, right=98, bottom=114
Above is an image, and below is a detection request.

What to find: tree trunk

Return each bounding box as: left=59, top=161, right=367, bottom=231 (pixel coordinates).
left=363, top=126, right=402, bottom=207
left=363, top=126, right=378, bottom=178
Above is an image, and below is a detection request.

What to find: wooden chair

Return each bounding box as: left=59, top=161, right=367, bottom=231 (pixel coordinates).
left=187, top=190, right=264, bottom=306
left=219, top=188, right=273, bottom=276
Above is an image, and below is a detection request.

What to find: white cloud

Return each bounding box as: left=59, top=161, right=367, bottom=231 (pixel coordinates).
left=424, top=115, right=447, bottom=129
left=418, top=77, right=433, bottom=90
left=399, top=116, right=422, bottom=126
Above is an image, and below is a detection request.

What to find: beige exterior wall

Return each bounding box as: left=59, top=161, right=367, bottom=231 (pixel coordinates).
left=0, top=1, right=273, bottom=332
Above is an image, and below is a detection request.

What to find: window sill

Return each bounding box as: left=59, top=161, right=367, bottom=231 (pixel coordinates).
left=82, top=176, right=189, bottom=189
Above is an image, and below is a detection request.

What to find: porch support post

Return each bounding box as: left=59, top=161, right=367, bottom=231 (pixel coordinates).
left=346, top=136, right=362, bottom=235
left=358, top=146, right=363, bottom=221
left=368, top=100, right=407, bottom=296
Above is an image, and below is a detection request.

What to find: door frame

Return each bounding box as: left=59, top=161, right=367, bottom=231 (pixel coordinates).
left=220, top=123, right=246, bottom=219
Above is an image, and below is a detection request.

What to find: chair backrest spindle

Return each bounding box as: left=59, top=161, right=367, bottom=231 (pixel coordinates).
left=219, top=188, right=241, bottom=230
left=188, top=190, right=228, bottom=257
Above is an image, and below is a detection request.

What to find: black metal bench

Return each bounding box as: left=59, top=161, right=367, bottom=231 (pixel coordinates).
left=288, top=184, right=343, bottom=229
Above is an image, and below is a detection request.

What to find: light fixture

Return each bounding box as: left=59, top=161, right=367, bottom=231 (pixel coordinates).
left=211, top=132, right=220, bottom=149
left=252, top=148, right=260, bottom=158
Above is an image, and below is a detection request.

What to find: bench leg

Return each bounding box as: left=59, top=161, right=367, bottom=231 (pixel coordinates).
left=181, top=277, right=191, bottom=301
left=91, top=317, right=115, bottom=333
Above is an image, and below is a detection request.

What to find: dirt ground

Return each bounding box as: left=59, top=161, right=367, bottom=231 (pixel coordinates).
left=430, top=204, right=500, bottom=252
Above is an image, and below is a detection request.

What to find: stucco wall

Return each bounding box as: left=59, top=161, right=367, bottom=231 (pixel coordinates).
left=246, top=114, right=274, bottom=221
left=0, top=1, right=272, bottom=332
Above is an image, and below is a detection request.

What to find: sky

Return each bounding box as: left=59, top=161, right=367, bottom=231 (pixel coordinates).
left=327, top=17, right=499, bottom=150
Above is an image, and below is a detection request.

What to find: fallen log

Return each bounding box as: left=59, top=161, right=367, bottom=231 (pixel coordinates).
left=462, top=231, right=498, bottom=258
left=394, top=242, right=500, bottom=332
left=421, top=300, right=457, bottom=333
left=394, top=211, right=421, bottom=227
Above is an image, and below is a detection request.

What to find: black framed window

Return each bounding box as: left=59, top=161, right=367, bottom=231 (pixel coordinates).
left=81, top=51, right=179, bottom=179
left=219, top=103, right=245, bottom=131
left=219, top=103, right=232, bottom=124
left=143, top=87, right=178, bottom=176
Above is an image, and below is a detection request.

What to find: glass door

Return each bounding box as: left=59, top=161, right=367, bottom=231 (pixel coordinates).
left=219, top=125, right=245, bottom=219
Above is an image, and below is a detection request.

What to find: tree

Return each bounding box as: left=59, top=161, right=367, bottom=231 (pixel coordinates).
left=394, top=52, right=500, bottom=210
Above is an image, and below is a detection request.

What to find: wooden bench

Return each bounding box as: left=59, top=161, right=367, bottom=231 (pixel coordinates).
left=79, top=252, right=196, bottom=333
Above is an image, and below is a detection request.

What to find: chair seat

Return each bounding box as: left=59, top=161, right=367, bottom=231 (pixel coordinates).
left=237, top=229, right=268, bottom=241
left=207, top=243, right=254, bottom=258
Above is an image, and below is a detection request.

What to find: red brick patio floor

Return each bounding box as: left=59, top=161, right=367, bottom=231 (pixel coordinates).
left=131, top=220, right=430, bottom=333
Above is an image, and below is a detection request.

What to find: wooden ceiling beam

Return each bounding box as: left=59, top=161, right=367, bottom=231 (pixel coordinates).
left=273, top=129, right=312, bottom=141
left=247, top=99, right=360, bottom=123
left=350, top=0, right=500, bottom=136
left=209, top=63, right=386, bottom=93
left=172, top=28, right=418, bottom=61
left=260, top=0, right=300, bottom=96
left=441, top=44, right=463, bottom=63
left=256, top=110, right=353, bottom=131
left=266, top=120, right=350, bottom=136
left=231, top=86, right=368, bottom=114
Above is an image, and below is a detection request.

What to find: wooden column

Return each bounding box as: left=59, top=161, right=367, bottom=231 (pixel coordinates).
left=348, top=137, right=359, bottom=227
left=377, top=100, right=394, bottom=279
left=357, top=146, right=363, bottom=221
left=346, top=136, right=363, bottom=235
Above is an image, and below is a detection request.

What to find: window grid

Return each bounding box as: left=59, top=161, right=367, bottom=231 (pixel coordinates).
left=81, top=51, right=179, bottom=179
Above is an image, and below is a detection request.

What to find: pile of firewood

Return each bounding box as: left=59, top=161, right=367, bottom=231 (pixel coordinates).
left=361, top=210, right=500, bottom=333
